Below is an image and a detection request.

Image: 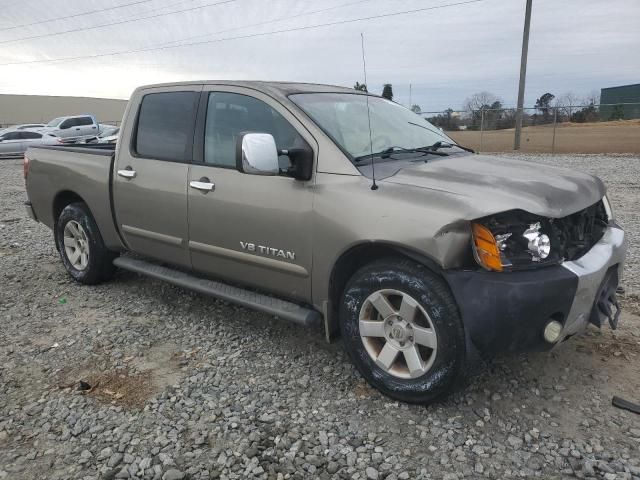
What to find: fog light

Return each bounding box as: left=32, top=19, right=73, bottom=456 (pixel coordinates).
left=543, top=320, right=563, bottom=343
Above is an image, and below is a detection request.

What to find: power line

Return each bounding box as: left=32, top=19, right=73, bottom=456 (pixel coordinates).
left=29, top=0, right=378, bottom=68
left=0, top=0, right=485, bottom=67
left=0, top=0, right=236, bottom=45
left=152, top=0, right=375, bottom=49
left=0, top=0, right=178, bottom=32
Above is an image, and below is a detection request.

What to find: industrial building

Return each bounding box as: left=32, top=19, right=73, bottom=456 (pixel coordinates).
left=0, top=94, right=127, bottom=128
left=600, top=83, right=640, bottom=120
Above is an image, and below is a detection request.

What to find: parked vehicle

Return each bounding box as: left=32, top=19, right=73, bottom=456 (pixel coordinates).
left=82, top=126, right=120, bottom=144
left=0, top=129, right=48, bottom=157
left=39, top=115, right=99, bottom=142
left=0, top=123, right=46, bottom=134
left=97, top=127, right=119, bottom=144
left=24, top=81, right=627, bottom=404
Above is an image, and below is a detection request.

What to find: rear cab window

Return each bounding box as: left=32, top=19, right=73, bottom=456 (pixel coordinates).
left=77, top=116, right=94, bottom=126
left=134, top=91, right=198, bottom=161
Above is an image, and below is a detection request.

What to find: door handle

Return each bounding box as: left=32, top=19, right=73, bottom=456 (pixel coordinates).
left=75, top=128, right=81, bottom=131
left=190, top=177, right=215, bottom=192
left=117, top=168, right=137, bottom=179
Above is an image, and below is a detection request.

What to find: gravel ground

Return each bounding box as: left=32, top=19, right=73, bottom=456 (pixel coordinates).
left=1, top=154, right=639, bottom=480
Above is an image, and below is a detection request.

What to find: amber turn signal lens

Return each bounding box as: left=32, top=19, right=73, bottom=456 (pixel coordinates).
left=472, top=223, right=503, bottom=272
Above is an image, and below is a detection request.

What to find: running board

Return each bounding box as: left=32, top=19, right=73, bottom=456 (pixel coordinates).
left=113, top=257, right=322, bottom=327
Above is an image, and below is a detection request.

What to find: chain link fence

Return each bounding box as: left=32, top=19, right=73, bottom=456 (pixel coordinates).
left=421, top=103, right=640, bottom=154
left=2, top=104, right=640, bottom=154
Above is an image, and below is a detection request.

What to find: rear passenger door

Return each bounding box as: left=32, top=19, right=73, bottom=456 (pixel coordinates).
left=113, top=86, right=201, bottom=268
left=76, top=116, right=98, bottom=137
left=20, top=131, right=43, bottom=149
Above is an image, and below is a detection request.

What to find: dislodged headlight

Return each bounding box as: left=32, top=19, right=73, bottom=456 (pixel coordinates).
left=522, top=222, right=551, bottom=261
left=471, top=211, right=561, bottom=272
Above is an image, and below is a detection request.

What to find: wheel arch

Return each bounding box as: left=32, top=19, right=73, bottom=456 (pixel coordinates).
left=53, top=190, right=87, bottom=224
left=325, top=242, right=445, bottom=340
left=52, top=190, right=124, bottom=252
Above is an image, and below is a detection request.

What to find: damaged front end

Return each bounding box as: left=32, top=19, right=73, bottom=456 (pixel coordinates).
left=444, top=196, right=627, bottom=356
left=469, top=198, right=609, bottom=273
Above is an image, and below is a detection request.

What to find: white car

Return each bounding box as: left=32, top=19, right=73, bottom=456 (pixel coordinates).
left=39, top=115, right=99, bottom=142
left=0, top=123, right=46, bottom=133
left=0, top=130, right=48, bottom=157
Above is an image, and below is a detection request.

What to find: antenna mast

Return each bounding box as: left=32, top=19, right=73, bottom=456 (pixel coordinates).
left=360, top=33, right=378, bottom=191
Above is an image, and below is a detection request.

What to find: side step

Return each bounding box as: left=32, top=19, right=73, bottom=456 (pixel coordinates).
left=113, top=257, right=322, bottom=327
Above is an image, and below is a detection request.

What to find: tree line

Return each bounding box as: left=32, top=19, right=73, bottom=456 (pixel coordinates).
left=352, top=81, right=622, bottom=131
left=428, top=90, right=610, bottom=131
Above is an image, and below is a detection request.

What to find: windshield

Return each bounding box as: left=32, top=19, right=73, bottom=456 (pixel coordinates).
left=290, top=93, right=453, bottom=161
left=47, top=117, right=65, bottom=127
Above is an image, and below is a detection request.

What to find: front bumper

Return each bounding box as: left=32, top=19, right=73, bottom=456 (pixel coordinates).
left=444, top=225, right=627, bottom=355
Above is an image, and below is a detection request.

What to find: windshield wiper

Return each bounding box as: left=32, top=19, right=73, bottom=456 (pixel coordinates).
left=426, top=140, right=475, bottom=153
left=354, top=146, right=448, bottom=162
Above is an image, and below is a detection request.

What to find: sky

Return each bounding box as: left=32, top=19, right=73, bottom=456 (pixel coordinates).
left=0, top=0, right=638, bottom=111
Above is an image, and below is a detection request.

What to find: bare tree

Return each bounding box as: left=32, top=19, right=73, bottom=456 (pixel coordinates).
left=582, top=90, right=600, bottom=106
left=463, top=92, right=503, bottom=130
left=554, top=92, right=580, bottom=120
left=463, top=91, right=501, bottom=112
left=353, top=81, right=367, bottom=92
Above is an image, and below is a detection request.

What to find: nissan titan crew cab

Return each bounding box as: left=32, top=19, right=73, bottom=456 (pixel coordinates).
left=24, top=81, right=627, bottom=404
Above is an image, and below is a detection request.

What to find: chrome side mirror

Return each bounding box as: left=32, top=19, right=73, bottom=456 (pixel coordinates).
left=236, top=132, right=279, bottom=176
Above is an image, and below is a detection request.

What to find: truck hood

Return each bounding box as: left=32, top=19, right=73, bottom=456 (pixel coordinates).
left=377, top=154, right=605, bottom=219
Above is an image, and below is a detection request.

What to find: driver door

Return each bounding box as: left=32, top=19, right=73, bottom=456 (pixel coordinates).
left=187, top=87, right=317, bottom=302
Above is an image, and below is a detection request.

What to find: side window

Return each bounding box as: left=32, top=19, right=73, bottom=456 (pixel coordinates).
left=204, top=92, right=307, bottom=168
left=59, top=119, right=72, bottom=129
left=3, top=132, right=21, bottom=140
left=21, top=131, right=42, bottom=139
left=77, top=116, right=93, bottom=126
left=135, top=91, right=198, bottom=161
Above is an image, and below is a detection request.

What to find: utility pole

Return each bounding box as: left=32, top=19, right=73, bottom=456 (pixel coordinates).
left=514, top=0, right=532, bottom=150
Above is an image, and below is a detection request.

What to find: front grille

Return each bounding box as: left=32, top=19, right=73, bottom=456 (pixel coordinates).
left=549, top=200, right=608, bottom=261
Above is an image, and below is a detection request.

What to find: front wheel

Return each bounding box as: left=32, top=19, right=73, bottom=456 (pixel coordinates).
left=340, top=258, right=466, bottom=404
left=55, top=202, right=117, bottom=285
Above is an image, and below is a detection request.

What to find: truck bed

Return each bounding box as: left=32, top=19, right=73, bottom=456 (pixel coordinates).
left=25, top=145, right=123, bottom=250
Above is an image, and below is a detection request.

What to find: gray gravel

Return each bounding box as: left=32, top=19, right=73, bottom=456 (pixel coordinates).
left=1, top=155, right=640, bottom=480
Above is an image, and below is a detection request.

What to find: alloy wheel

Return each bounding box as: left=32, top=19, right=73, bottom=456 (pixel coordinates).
left=63, top=220, right=90, bottom=270
left=359, top=289, right=438, bottom=379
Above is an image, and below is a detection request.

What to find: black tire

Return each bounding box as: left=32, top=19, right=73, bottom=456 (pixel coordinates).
left=55, top=202, right=117, bottom=285
left=340, top=257, right=466, bottom=404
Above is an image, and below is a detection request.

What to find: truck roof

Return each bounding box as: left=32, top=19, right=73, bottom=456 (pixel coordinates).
left=135, top=80, right=371, bottom=99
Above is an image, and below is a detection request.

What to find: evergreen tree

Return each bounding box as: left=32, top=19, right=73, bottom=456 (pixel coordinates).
left=381, top=84, right=393, bottom=100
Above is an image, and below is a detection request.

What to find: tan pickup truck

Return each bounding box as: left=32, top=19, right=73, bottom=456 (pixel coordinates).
left=24, top=81, right=627, bottom=404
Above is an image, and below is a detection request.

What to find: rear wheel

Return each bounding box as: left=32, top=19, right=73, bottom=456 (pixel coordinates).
left=55, top=203, right=116, bottom=284
left=340, top=258, right=465, bottom=404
